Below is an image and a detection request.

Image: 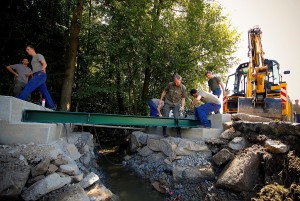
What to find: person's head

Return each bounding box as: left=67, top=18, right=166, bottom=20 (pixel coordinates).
left=295, top=99, right=299, bottom=105
left=205, top=71, right=213, bottom=79
left=190, top=89, right=198, bottom=98
left=173, top=74, right=182, bottom=86
left=26, top=45, right=36, bottom=56
left=21, top=58, right=29, bottom=66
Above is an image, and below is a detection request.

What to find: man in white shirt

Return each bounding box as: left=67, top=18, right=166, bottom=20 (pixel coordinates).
left=190, top=89, right=221, bottom=128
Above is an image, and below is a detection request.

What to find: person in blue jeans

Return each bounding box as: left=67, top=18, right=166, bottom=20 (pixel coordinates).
left=190, top=89, right=221, bottom=128
left=205, top=71, right=226, bottom=113
left=148, top=98, right=164, bottom=117
left=18, top=45, right=56, bottom=109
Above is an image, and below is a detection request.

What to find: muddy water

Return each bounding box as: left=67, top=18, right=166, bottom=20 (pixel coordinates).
left=99, top=154, right=165, bottom=201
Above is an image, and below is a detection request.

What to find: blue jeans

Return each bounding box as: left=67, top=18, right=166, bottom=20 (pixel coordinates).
left=213, top=88, right=221, bottom=98
left=148, top=100, right=158, bottom=117
left=18, top=71, right=56, bottom=109
left=195, top=103, right=221, bottom=127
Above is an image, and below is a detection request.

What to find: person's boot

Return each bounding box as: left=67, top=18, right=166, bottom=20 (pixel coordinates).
left=176, top=127, right=181, bottom=138
left=163, top=126, right=168, bottom=137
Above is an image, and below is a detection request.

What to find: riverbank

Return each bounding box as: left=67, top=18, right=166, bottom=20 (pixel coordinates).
left=124, top=116, right=300, bottom=200
left=0, top=132, right=116, bottom=201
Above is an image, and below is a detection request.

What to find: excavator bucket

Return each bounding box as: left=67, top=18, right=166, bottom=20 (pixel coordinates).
left=238, top=97, right=282, bottom=119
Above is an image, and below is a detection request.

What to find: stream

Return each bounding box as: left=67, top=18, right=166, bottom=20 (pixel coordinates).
left=98, top=152, right=165, bottom=201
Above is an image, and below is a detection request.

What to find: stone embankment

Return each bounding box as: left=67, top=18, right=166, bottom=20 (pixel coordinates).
left=125, top=114, right=300, bottom=200
left=0, top=132, right=116, bottom=201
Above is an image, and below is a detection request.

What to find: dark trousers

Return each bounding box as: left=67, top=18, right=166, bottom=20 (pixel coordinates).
left=148, top=100, right=158, bottom=117
left=162, top=103, right=181, bottom=136
left=18, top=71, right=55, bottom=109
left=13, top=80, right=31, bottom=101
left=212, top=88, right=221, bottom=114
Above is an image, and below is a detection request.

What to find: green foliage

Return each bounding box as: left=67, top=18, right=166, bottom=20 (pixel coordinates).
left=0, top=0, right=239, bottom=114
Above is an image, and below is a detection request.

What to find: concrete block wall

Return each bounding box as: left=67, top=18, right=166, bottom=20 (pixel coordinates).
left=0, top=96, right=67, bottom=145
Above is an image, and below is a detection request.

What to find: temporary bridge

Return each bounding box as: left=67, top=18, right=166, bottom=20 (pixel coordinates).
left=22, top=110, right=201, bottom=128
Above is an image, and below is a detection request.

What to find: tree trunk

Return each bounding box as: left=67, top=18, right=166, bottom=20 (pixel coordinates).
left=59, top=0, right=84, bottom=111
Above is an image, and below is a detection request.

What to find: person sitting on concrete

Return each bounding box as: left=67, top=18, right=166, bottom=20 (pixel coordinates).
left=6, top=58, right=32, bottom=98
left=190, top=88, right=221, bottom=128
left=148, top=98, right=164, bottom=117
left=293, top=99, right=300, bottom=123
left=159, top=74, right=187, bottom=137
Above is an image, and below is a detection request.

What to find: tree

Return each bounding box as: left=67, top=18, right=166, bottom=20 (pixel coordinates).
left=60, top=0, right=85, bottom=111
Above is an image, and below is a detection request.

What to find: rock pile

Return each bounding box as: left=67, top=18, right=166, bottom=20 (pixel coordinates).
left=0, top=132, right=114, bottom=201
left=125, top=115, right=300, bottom=200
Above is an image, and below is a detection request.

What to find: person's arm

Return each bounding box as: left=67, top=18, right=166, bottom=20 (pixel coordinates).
left=190, top=95, right=201, bottom=110
left=40, top=60, right=47, bottom=73
left=159, top=90, right=166, bottom=106
left=180, top=98, right=185, bottom=112
left=219, top=80, right=226, bottom=96
left=6, top=66, right=18, bottom=77
left=208, top=86, right=211, bottom=93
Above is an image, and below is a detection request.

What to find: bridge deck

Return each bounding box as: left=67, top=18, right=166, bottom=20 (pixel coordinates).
left=22, top=110, right=201, bottom=128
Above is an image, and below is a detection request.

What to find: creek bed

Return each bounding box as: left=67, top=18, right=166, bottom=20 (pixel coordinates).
left=97, top=151, right=165, bottom=201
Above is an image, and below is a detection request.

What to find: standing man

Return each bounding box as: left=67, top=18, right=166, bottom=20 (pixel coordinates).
left=190, top=89, right=221, bottom=128
left=18, top=45, right=56, bottom=109
left=159, top=74, right=187, bottom=137
left=6, top=58, right=32, bottom=98
left=293, top=99, right=300, bottom=123
left=205, top=71, right=226, bottom=113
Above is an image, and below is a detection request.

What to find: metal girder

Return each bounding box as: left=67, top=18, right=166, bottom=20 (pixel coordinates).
left=22, top=110, right=201, bottom=127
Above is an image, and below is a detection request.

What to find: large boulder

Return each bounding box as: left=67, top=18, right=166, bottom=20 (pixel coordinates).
left=228, top=137, right=247, bottom=151
left=59, top=163, right=80, bottom=176
left=175, top=139, right=210, bottom=156
left=159, top=138, right=177, bottom=160
left=147, top=138, right=161, bottom=152
left=138, top=146, right=153, bottom=157
left=39, top=184, right=89, bottom=201
left=182, top=165, right=215, bottom=183
left=0, top=152, right=30, bottom=201
left=86, top=183, right=114, bottom=201
left=231, top=113, right=273, bottom=122
left=216, top=146, right=262, bottom=192
left=66, top=144, right=81, bottom=161
left=21, top=173, right=71, bottom=201
left=220, top=127, right=241, bottom=140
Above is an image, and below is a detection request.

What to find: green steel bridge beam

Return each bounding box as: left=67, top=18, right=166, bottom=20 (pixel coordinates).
left=22, top=110, right=201, bottom=128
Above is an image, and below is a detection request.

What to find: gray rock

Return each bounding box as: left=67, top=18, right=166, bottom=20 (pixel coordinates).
left=146, top=152, right=166, bottom=164
left=46, top=164, right=58, bottom=175
left=213, top=148, right=234, bottom=165
left=223, top=121, right=233, bottom=130
left=138, top=146, right=154, bottom=157
left=31, top=157, right=51, bottom=177
left=131, top=131, right=149, bottom=145
left=172, top=165, right=188, bottom=183
left=159, top=138, right=177, bottom=160
left=27, top=175, right=45, bottom=187
left=228, top=137, right=247, bottom=151
left=80, top=172, right=99, bottom=189
left=183, top=165, right=215, bottom=183
left=59, top=164, right=80, bottom=176
left=216, top=146, right=262, bottom=191
left=147, top=138, right=161, bottom=151
left=41, top=184, right=89, bottom=201
left=66, top=144, right=81, bottom=160
left=0, top=153, right=30, bottom=201
left=220, top=127, right=241, bottom=140
left=232, top=113, right=273, bottom=122
left=175, top=139, right=209, bottom=156
left=21, top=173, right=71, bottom=201
left=52, top=158, right=68, bottom=166
left=264, top=139, right=289, bottom=154
left=71, top=173, right=84, bottom=183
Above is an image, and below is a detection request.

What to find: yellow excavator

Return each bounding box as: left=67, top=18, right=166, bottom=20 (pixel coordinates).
left=223, top=26, right=293, bottom=121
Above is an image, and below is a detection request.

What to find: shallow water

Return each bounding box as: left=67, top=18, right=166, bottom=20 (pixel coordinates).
left=99, top=155, right=165, bottom=201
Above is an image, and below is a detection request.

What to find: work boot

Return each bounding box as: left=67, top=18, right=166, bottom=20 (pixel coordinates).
left=163, top=126, right=168, bottom=137
left=176, top=127, right=181, bottom=138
